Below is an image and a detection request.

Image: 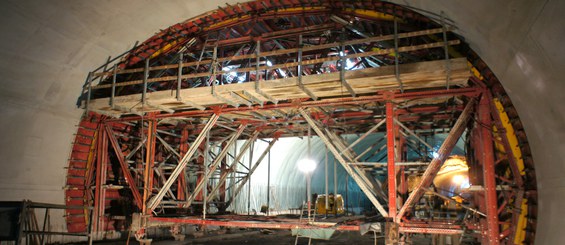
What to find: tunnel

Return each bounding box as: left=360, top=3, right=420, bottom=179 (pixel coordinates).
left=0, top=0, right=563, bottom=244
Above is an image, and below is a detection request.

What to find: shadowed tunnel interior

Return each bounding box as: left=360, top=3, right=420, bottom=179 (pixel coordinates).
left=0, top=0, right=563, bottom=244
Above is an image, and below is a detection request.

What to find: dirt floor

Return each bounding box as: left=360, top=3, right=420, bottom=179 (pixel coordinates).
left=85, top=230, right=434, bottom=245
left=176, top=230, right=381, bottom=245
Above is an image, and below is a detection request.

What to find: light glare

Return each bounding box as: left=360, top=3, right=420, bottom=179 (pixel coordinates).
left=298, top=159, right=316, bottom=173
left=452, top=174, right=464, bottom=185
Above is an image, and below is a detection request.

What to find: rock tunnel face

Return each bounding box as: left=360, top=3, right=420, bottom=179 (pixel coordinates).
left=0, top=0, right=563, bottom=244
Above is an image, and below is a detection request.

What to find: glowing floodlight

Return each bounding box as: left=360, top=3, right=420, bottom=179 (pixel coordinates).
left=452, top=174, right=465, bottom=185
left=298, top=159, right=317, bottom=173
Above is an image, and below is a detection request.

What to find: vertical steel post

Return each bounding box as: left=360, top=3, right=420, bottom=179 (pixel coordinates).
left=267, top=148, right=271, bottom=216
left=110, top=64, right=117, bottom=108
left=441, top=11, right=451, bottom=89
left=176, top=53, right=183, bottom=101
left=345, top=175, right=349, bottom=214
left=307, top=126, right=312, bottom=220
left=298, top=35, right=303, bottom=85
left=203, top=129, right=210, bottom=219
left=93, top=125, right=108, bottom=232
left=386, top=101, right=397, bottom=220
left=325, top=146, right=329, bottom=211
left=333, top=158, right=338, bottom=198
left=142, top=59, right=149, bottom=104
left=397, top=125, right=407, bottom=208
left=255, top=40, right=260, bottom=83
left=231, top=142, right=237, bottom=207
left=142, top=115, right=157, bottom=215
left=339, top=29, right=356, bottom=97
left=177, top=128, right=189, bottom=202
left=479, top=95, right=500, bottom=244
left=393, top=18, right=403, bottom=92
left=85, top=72, right=93, bottom=113
left=247, top=142, right=253, bottom=215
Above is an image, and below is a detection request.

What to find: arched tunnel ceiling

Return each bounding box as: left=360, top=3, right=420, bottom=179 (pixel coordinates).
left=0, top=0, right=563, bottom=243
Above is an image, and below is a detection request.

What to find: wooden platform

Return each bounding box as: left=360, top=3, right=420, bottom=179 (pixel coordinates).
left=89, top=58, right=470, bottom=117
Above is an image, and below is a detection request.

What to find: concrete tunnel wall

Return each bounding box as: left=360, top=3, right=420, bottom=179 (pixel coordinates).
left=0, top=0, right=563, bottom=243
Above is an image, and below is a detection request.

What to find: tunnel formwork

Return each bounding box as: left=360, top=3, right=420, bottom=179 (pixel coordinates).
left=65, top=1, right=537, bottom=244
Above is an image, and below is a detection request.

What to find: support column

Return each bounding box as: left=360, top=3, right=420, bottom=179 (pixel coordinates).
left=386, top=101, right=397, bottom=220
left=142, top=115, right=157, bottom=215
left=177, top=127, right=189, bottom=202
left=396, top=123, right=407, bottom=210
left=479, top=95, right=500, bottom=245
left=386, top=101, right=399, bottom=245
left=93, top=125, right=108, bottom=232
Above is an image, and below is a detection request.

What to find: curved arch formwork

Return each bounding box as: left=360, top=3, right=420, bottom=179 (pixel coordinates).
left=67, top=1, right=536, bottom=244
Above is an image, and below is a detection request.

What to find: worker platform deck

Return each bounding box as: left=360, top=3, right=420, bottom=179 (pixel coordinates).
left=88, top=58, right=469, bottom=118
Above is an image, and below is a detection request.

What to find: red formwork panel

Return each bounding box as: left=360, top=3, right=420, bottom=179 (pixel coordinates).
left=67, top=222, right=87, bottom=233
left=67, top=214, right=87, bottom=224
left=65, top=189, right=85, bottom=198
left=72, top=144, right=91, bottom=153
left=65, top=198, right=86, bottom=207
left=66, top=177, right=85, bottom=186
left=67, top=168, right=87, bottom=177
left=76, top=128, right=96, bottom=137
left=66, top=208, right=85, bottom=216
left=70, top=152, right=89, bottom=161
left=68, top=160, right=87, bottom=169
left=79, top=121, right=99, bottom=130
left=75, top=135, right=94, bottom=145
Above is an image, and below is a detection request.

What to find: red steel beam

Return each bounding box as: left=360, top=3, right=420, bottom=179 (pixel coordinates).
left=399, top=227, right=463, bottom=235
left=142, top=114, right=157, bottom=215
left=386, top=101, right=397, bottom=220
left=92, top=125, right=108, bottom=232
left=487, top=92, right=522, bottom=187
left=479, top=94, right=500, bottom=244
left=177, top=127, right=189, bottom=203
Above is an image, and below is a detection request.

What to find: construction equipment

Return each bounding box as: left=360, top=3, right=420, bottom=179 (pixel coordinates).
left=315, top=194, right=344, bottom=215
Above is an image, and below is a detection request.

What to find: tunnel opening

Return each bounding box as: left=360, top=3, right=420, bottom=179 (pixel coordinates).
left=66, top=1, right=537, bottom=244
